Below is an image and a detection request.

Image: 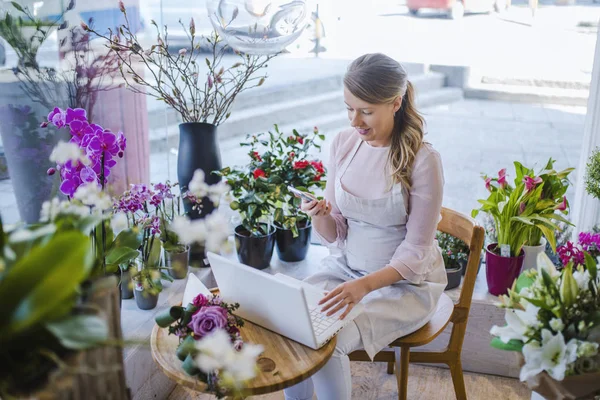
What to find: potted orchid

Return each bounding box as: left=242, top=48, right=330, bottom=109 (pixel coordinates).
left=490, top=252, right=600, bottom=399
left=84, top=2, right=276, bottom=224
left=472, top=159, right=573, bottom=296
left=244, top=125, right=326, bottom=262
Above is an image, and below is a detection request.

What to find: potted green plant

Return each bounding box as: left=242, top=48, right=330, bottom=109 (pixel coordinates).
left=436, top=231, right=470, bottom=290
left=472, top=161, right=571, bottom=296
left=216, top=155, right=279, bottom=270
left=519, top=158, right=573, bottom=271
left=245, top=125, right=326, bottom=262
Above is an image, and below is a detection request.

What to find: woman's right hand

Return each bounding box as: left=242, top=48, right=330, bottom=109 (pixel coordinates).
left=301, top=199, right=332, bottom=218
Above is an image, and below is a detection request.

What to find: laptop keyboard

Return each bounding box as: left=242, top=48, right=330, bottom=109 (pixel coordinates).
left=310, top=307, right=339, bottom=336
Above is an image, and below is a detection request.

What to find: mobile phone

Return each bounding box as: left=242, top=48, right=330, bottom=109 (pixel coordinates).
left=287, top=186, right=317, bottom=202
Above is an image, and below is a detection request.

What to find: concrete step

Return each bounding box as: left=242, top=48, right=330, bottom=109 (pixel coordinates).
left=149, top=71, right=459, bottom=153
left=464, top=83, right=589, bottom=106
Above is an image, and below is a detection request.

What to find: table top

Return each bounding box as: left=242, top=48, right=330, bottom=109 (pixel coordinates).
left=150, top=294, right=337, bottom=396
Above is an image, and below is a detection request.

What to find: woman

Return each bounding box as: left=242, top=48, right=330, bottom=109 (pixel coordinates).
left=283, top=53, right=447, bottom=400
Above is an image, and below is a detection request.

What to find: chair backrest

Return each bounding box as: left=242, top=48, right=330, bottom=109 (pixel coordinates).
left=436, top=207, right=485, bottom=322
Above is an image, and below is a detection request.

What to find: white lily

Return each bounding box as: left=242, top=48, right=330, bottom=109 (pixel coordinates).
left=539, top=329, right=576, bottom=381
left=573, top=268, right=591, bottom=291
left=491, top=303, right=540, bottom=343
left=520, top=340, right=543, bottom=381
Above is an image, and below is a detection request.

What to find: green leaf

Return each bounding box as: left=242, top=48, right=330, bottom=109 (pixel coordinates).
left=45, top=315, right=109, bottom=350
left=0, top=231, right=93, bottom=340
left=274, top=207, right=284, bottom=223
left=147, top=237, right=162, bottom=268
left=10, top=2, right=24, bottom=12
left=515, top=273, right=535, bottom=293
left=177, top=335, right=197, bottom=361
left=155, top=306, right=184, bottom=327
left=111, top=228, right=142, bottom=251
left=182, top=353, right=200, bottom=376
left=585, top=251, right=597, bottom=280
left=105, top=247, right=139, bottom=265
left=490, top=337, right=523, bottom=352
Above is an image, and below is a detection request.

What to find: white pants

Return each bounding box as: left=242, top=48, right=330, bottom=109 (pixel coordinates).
left=283, top=322, right=363, bottom=400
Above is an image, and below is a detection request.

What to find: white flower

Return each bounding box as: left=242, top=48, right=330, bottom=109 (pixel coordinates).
left=538, top=258, right=560, bottom=280
left=549, top=318, right=565, bottom=333
left=40, top=198, right=61, bottom=221
left=538, top=330, right=575, bottom=381
left=49, top=141, right=90, bottom=165
left=578, top=341, right=599, bottom=358
left=573, top=269, right=591, bottom=291
left=170, top=216, right=207, bottom=245
left=203, top=212, right=231, bottom=252
left=490, top=303, right=540, bottom=343
left=188, top=169, right=209, bottom=198
left=520, top=340, right=543, bottom=381
left=111, top=212, right=129, bottom=234
left=195, top=329, right=235, bottom=373
left=208, top=181, right=231, bottom=206
left=179, top=48, right=187, bottom=55
left=73, top=183, right=112, bottom=210
left=194, top=329, right=263, bottom=388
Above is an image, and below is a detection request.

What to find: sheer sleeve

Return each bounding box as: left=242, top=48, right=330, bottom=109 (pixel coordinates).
left=312, top=134, right=348, bottom=248
left=388, top=146, right=444, bottom=284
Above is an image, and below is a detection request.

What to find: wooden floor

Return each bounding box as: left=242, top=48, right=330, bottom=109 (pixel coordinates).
left=168, top=362, right=531, bottom=400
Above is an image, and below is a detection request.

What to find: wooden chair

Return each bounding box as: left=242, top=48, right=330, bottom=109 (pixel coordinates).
left=349, top=207, right=485, bottom=400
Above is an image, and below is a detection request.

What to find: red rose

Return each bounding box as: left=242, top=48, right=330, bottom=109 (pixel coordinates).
left=293, top=160, right=309, bottom=170
left=310, top=161, right=324, bottom=174
left=288, top=152, right=295, bottom=161
left=252, top=151, right=262, bottom=161
left=253, top=169, right=266, bottom=179
left=289, top=135, right=295, bottom=142
left=297, top=136, right=304, bottom=144
left=313, top=175, right=321, bottom=181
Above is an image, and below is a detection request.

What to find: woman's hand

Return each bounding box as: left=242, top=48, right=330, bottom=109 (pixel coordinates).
left=300, top=199, right=332, bottom=218
left=319, top=279, right=371, bottom=320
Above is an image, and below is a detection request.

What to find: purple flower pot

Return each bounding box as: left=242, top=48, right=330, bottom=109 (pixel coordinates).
left=485, top=243, right=525, bottom=296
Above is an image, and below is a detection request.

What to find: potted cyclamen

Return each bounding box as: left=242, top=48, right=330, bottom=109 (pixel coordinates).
left=85, top=5, right=275, bottom=222
left=217, top=156, right=279, bottom=270
left=246, top=125, right=326, bottom=261
left=436, top=231, right=470, bottom=290
left=473, top=161, right=572, bottom=295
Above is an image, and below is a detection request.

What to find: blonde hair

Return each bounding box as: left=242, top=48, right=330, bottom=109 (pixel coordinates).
left=343, top=53, right=425, bottom=189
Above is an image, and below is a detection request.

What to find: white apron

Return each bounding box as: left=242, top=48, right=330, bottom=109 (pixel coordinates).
left=305, top=140, right=447, bottom=360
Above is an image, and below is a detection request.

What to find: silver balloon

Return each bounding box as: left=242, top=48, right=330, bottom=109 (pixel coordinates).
left=207, top=0, right=309, bottom=55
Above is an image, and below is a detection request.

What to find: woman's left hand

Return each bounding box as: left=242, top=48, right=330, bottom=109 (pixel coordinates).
left=319, top=278, right=371, bottom=320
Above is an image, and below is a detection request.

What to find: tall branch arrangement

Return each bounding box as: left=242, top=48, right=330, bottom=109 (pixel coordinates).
left=84, top=2, right=277, bottom=125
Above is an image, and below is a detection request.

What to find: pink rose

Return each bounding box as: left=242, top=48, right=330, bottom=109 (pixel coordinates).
left=188, top=306, right=229, bottom=340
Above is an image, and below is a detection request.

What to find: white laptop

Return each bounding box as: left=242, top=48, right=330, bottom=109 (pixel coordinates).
left=207, top=252, right=364, bottom=350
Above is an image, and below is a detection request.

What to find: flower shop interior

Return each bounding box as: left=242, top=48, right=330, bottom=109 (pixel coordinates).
left=0, top=1, right=598, bottom=399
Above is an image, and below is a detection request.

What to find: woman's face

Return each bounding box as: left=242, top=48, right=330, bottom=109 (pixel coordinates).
left=344, top=86, right=401, bottom=147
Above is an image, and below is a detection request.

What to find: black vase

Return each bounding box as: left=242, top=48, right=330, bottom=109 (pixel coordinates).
left=275, top=222, right=312, bottom=262
left=177, top=122, right=222, bottom=219
left=177, top=122, right=222, bottom=267
left=235, top=224, right=276, bottom=270
left=445, top=267, right=462, bottom=290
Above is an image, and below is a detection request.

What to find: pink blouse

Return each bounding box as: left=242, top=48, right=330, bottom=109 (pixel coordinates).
left=316, top=128, right=445, bottom=284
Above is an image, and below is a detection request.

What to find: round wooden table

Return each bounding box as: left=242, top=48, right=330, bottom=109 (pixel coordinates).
left=150, top=300, right=336, bottom=396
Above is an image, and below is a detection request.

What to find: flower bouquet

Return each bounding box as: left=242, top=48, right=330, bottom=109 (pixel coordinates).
left=155, top=291, right=263, bottom=398
left=490, top=254, right=600, bottom=399
left=472, top=159, right=573, bottom=295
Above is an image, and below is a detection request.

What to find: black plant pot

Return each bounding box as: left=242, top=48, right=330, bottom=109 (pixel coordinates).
left=445, top=267, right=462, bottom=290
left=275, top=222, right=312, bottom=262
left=461, top=254, right=483, bottom=276
left=177, top=122, right=222, bottom=267
left=234, top=224, right=276, bottom=270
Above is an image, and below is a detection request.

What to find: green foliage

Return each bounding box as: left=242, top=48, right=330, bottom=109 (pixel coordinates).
left=585, top=147, right=600, bottom=200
